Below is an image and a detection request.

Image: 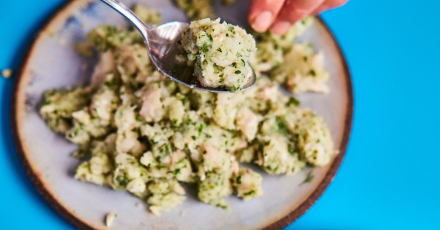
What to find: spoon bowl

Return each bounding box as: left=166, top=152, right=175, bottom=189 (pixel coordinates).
left=101, top=0, right=256, bottom=93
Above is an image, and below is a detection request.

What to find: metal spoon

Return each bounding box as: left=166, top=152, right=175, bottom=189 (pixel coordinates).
left=100, top=0, right=256, bottom=93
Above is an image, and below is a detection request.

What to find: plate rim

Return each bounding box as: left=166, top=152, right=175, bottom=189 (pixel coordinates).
left=10, top=0, right=353, bottom=229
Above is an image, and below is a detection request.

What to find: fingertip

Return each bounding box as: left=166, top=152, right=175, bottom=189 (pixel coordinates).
left=269, top=21, right=291, bottom=35
left=250, top=11, right=273, bottom=32
left=270, top=0, right=324, bottom=34
left=312, top=0, right=348, bottom=15
left=310, top=8, right=322, bottom=16
left=248, top=0, right=286, bottom=32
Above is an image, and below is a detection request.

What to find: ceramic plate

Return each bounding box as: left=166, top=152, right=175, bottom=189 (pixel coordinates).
left=11, top=0, right=353, bottom=229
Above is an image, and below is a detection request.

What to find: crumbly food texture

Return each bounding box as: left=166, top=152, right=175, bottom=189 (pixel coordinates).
left=39, top=4, right=335, bottom=216
left=181, top=18, right=257, bottom=90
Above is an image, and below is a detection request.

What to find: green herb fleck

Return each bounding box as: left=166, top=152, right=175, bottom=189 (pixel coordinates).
left=243, top=190, right=255, bottom=196
left=287, top=97, right=300, bottom=106
left=198, top=124, right=204, bottom=136
left=173, top=168, right=181, bottom=175
left=214, top=64, right=223, bottom=71
left=236, top=176, right=242, bottom=184
left=201, top=44, right=210, bottom=53
left=300, top=171, right=314, bottom=186
left=177, top=158, right=186, bottom=164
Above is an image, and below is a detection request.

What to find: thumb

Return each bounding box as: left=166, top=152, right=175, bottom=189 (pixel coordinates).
left=248, top=0, right=285, bottom=32
left=270, top=0, right=324, bottom=35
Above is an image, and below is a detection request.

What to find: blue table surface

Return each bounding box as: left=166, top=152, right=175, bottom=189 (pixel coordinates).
left=1, top=0, right=439, bottom=229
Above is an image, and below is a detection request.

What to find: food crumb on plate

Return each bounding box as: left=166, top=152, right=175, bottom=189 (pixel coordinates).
left=105, top=213, right=117, bottom=227
left=180, top=211, right=185, bottom=217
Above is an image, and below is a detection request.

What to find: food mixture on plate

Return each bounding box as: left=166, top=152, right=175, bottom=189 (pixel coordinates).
left=39, top=3, right=334, bottom=216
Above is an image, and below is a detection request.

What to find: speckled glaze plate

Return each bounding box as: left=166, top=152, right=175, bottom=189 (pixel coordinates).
left=11, top=0, right=352, bottom=229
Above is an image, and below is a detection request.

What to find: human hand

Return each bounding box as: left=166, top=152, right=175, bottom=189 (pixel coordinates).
left=248, top=0, right=347, bottom=35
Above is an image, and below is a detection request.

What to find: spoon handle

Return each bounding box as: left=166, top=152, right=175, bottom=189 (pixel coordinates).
left=99, top=0, right=150, bottom=38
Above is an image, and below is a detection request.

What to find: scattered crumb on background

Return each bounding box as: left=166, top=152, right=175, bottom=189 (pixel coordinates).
left=105, top=213, right=117, bottom=227
left=2, top=69, right=12, bottom=78
left=180, top=211, right=185, bottom=217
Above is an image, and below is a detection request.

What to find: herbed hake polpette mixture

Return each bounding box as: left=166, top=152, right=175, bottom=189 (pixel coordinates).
left=39, top=3, right=334, bottom=216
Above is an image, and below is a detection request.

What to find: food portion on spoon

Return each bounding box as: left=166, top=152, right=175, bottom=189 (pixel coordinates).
left=179, top=18, right=257, bottom=91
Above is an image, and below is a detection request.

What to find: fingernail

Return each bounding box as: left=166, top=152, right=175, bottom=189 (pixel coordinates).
left=251, top=11, right=273, bottom=32
left=270, top=21, right=291, bottom=35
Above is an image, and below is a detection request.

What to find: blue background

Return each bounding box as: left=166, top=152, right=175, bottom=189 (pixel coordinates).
left=1, top=0, right=439, bottom=229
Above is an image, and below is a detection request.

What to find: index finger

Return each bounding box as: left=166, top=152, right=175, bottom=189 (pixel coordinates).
left=270, top=0, right=324, bottom=35
left=311, top=0, right=348, bottom=15
left=248, top=0, right=286, bottom=32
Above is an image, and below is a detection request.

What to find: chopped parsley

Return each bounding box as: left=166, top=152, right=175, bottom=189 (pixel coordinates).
left=236, top=176, right=242, bottom=184
left=198, top=124, right=204, bottom=136
left=299, top=171, right=314, bottom=186
left=201, top=43, right=210, bottom=53
left=243, top=190, right=255, bottom=196
left=177, top=158, right=186, bottom=164
left=287, top=97, right=300, bottom=106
